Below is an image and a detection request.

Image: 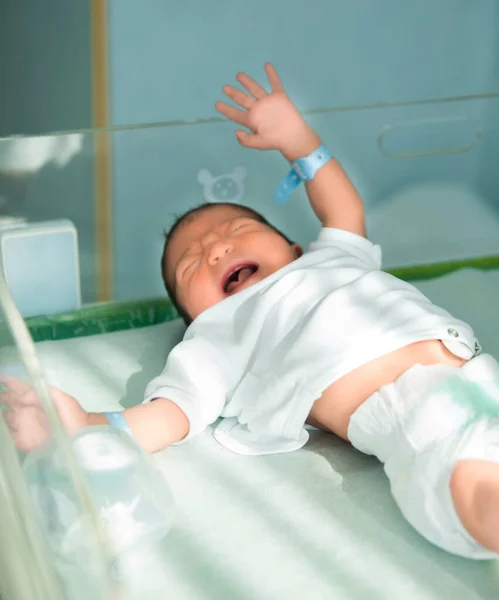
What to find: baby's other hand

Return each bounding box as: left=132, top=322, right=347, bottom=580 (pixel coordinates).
left=0, top=377, right=88, bottom=453
left=215, top=63, right=321, bottom=161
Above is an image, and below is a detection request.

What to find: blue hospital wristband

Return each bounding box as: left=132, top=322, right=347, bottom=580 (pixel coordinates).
left=274, top=144, right=332, bottom=205
left=102, top=411, right=133, bottom=436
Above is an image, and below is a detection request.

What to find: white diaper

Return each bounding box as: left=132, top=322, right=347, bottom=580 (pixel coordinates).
left=348, top=353, right=499, bottom=559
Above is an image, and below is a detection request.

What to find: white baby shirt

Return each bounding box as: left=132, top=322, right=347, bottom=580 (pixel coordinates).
left=144, top=228, right=479, bottom=455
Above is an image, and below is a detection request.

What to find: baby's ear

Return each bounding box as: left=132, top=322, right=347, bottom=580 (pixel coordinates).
left=292, top=243, right=303, bottom=258
left=197, top=168, right=213, bottom=186
left=232, top=165, right=247, bottom=181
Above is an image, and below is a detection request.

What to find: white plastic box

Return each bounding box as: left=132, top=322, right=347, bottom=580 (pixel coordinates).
left=0, top=219, right=81, bottom=318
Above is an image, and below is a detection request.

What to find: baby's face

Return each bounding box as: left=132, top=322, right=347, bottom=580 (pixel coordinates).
left=165, top=205, right=302, bottom=321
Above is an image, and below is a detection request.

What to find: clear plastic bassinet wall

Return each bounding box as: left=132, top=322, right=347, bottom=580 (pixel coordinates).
left=0, top=272, right=113, bottom=600
left=0, top=269, right=176, bottom=600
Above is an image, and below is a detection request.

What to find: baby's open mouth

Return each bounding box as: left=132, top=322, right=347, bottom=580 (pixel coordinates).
left=222, top=262, right=259, bottom=295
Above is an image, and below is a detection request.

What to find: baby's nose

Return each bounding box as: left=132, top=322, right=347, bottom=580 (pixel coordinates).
left=208, top=241, right=233, bottom=265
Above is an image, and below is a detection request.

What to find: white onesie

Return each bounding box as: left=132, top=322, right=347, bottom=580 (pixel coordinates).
left=144, top=228, right=480, bottom=455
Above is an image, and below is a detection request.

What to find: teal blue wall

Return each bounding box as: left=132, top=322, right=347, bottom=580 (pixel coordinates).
left=0, top=0, right=92, bottom=136
left=108, top=0, right=497, bottom=123
left=107, top=0, right=499, bottom=300
left=477, top=30, right=499, bottom=210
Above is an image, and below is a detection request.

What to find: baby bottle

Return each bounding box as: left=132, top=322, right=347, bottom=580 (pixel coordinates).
left=23, top=426, right=175, bottom=567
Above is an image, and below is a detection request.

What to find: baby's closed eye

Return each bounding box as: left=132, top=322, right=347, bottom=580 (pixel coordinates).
left=230, top=223, right=254, bottom=236
left=177, top=257, right=200, bottom=280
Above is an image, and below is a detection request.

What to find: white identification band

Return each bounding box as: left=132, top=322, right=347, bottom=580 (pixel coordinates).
left=274, top=144, right=332, bottom=205
left=102, top=411, right=133, bottom=436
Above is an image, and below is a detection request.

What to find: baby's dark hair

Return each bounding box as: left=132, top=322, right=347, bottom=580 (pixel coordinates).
left=161, top=202, right=294, bottom=325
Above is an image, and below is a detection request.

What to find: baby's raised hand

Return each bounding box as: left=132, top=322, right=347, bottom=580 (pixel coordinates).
left=216, top=63, right=320, bottom=161
left=0, top=377, right=88, bottom=452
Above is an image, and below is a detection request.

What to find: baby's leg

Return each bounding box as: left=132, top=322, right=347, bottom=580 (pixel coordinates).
left=451, top=459, right=499, bottom=553
left=348, top=354, right=499, bottom=558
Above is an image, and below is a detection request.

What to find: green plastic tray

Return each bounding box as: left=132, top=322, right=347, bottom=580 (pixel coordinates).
left=2, top=255, right=498, bottom=345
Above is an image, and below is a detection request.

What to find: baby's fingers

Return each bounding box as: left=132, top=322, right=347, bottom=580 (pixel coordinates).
left=235, top=72, right=267, bottom=99
left=0, top=389, right=35, bottom=409
left=264, top=63, right=284, bottom=92
left=215, top=101, right=250, bottom=128
left=235, top=130, right=270, bottom=150
left=0, top=376, right=40, bottom=408
left=1, top=406, right=51, bottom=453
left=0, top=390, right=16, bottom=409
left=222, top=85, right=254, bottom=110
left=3, top=409, right=18, bottom=433
left=0, top=375, right=32, bottom=395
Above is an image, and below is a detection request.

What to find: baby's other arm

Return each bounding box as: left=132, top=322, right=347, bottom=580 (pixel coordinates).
left=0, top=377, right=189, bottom=454
left=88, top=399, right=189, bottom=453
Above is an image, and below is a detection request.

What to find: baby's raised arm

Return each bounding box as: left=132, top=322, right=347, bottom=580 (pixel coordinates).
left=215, top=63, right=366, bottom=237
left=288, top=130, right=367, bottom=237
